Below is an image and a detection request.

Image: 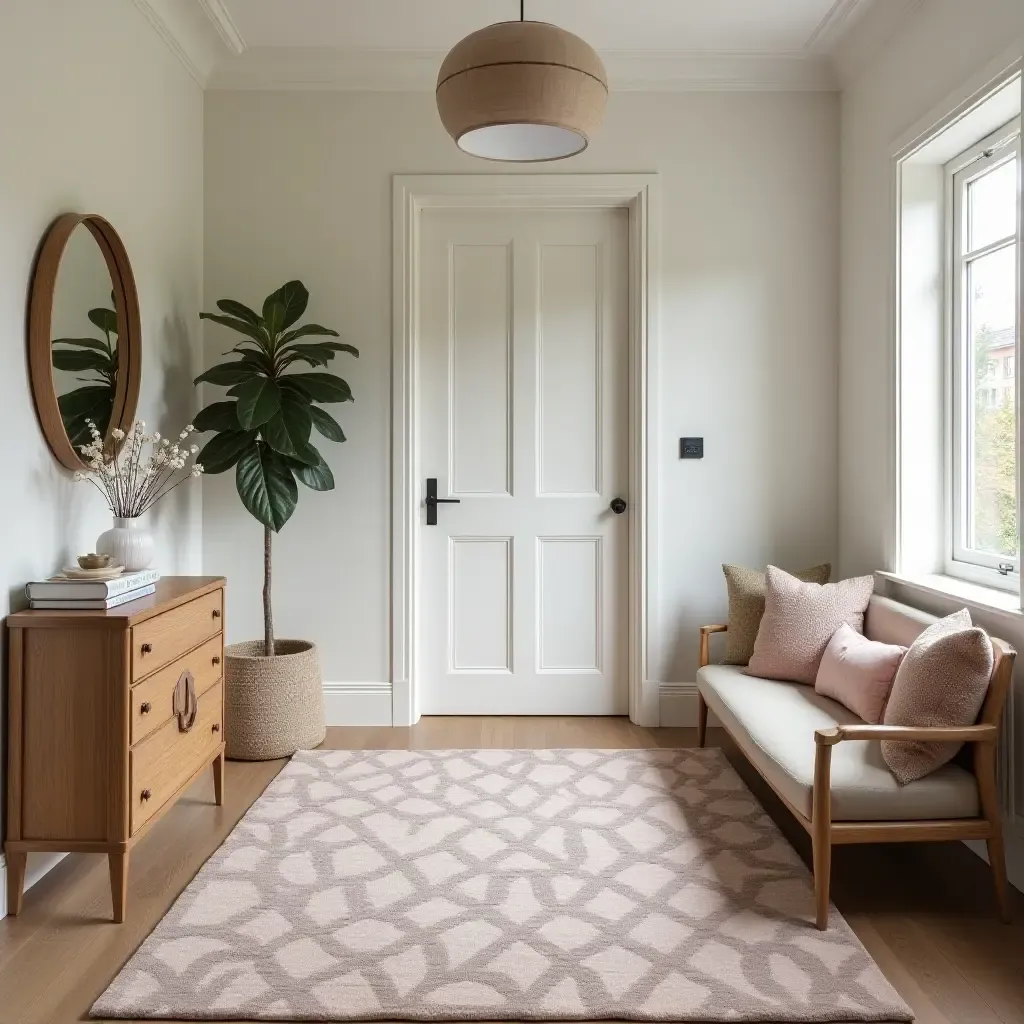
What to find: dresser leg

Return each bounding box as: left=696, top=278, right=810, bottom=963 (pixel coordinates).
left=213, top=751, right=225, bottom=807
left=108, top=851, right=129, bottom=923
left=6, top=851, right=27, bottom=916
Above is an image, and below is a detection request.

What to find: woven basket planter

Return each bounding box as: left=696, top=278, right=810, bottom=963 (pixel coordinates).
left=224, top=639, right=325, bottom=760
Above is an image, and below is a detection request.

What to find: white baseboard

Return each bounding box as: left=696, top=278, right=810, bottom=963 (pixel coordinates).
left=0, top=851, right=68, bottom=921
left=658, top=683, right=720, bottom=727
left=322, top=682, right=392, bottom=726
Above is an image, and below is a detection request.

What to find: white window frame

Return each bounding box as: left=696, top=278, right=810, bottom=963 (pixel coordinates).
left=946, top=117, right=1021, bottom=591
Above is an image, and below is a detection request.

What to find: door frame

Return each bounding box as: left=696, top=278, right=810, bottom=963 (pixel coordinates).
left=392, top=173, right=661, bottom=726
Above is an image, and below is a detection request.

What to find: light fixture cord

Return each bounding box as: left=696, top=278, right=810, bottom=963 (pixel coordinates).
left=520, top=0, right=524, bottom=21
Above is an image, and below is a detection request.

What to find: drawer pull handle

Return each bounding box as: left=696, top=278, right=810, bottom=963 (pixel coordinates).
left=212, top=656, right=221, bottom=666
left=173, top=671, right=198, bottom=733
left=141, top=789, right=151, bottom=801
left=212, top=608, right=221, bottom=619
left=140, top=702, right=152, bottom=714
left=141, top=643, right=153, bottom=655
left=212, top=723, right=221, bottom=733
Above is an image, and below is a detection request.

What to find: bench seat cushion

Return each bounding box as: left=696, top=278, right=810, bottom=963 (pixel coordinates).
left=697, top=664, right=980, bottom=822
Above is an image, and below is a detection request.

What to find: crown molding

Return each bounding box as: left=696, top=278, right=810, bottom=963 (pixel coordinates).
left=132, top=0, right=237, bottom=86
left=805, top=0, right=873, bottom=53
left=197, top=0, right=245, bottom=55
left=207, top=47, right=837, bottom=93
left=829, top=0, right=926, bottom=85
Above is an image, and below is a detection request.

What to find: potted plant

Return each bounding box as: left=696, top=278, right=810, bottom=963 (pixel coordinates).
left=194, top=280, right=357, bottom=759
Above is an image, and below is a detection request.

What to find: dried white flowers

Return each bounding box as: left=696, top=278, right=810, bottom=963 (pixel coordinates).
left=73, top=419, right=204, bottom=517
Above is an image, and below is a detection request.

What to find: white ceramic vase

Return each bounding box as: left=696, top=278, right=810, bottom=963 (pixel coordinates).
left=96, top=516, right=155, bottom=571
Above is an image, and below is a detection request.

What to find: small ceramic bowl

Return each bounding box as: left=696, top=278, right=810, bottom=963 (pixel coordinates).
left=78, top=553, right=114, bottom=570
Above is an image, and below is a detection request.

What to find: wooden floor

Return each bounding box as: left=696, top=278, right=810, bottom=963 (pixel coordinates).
left=1, top=718, right=1023, bottom=1024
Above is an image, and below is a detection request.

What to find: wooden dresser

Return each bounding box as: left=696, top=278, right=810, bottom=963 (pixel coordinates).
left=5, top=576, right=226, bottom=922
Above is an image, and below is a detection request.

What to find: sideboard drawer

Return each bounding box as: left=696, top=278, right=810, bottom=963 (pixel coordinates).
left=131, top=590, right=222, bottom=681
left=130, top=681, right=223, bottom=835
left=131, top=634, right=223, bottom=745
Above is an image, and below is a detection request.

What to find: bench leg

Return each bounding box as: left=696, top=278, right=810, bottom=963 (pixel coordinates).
left=697, top=692, right=708, bottom=748
left=812, top=741, right=833, bottom=930
left=976, top=742, right=1012, bottom=923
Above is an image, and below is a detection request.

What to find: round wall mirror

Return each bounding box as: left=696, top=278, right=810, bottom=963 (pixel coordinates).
left=28, top=214, right=141, bottom=470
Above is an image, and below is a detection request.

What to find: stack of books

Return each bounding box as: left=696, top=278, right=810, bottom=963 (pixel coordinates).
left=25, top=569, right=161, bottom=610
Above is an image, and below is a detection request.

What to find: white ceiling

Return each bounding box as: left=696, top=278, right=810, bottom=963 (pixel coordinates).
left=136, top=0, right=914, bottom=91
left=219, top=0, right=852, bottom=55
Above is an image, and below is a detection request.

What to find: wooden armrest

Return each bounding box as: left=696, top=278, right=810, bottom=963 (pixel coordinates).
left=815, top=724, right=998, bottom=746
left=698, top=624, right=729, bottom=668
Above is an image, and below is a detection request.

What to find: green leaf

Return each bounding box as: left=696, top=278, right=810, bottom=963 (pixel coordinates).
left=88, top=307, right=118, bottom=336
left=194, top=361, right=261, bottom=387
left=280, top=344, right=336, bottom=368
left=278, top=324, right=342, bottom=346
left=200, top=312, right=270, bottom=348
left=236, top=443, right=297, bottom=532
left=193, top=401, right=240, bottom=433
left=287, top=446, right=335, bottom=490
left=51, top=336, right=110, bottom=352
left=262, top=300, right=286, bottom=340
left=264, top=281, right=309, bottom=333
left=198, top=429, right=257, bottom=474
left=309, top=405, right=346, bottom=443
left=233, top=376, right=281, bottom=430
left=261, top=388, right=313, bottom=460
left=52, top=349, right=112, bottom=373
left=57, top=385, right=112, bottom=416
left=280, top=373, right=353, bottom=403
left=216, top=299, right=262, bottom=326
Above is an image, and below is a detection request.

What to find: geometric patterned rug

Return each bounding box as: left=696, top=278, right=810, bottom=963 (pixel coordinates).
left=92, top=748, right=912, bottom=1022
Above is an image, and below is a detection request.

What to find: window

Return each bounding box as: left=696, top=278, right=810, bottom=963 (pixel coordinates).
left=948, top=121, right=1021, bottom=586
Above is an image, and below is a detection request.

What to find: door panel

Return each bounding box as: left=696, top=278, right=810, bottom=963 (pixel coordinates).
left=538, top=244, right=601, bottom=496
left=419, top=207, right=628, bottom=715
left=451, top=243, right=512, bottom=496
left=450, top=536, right=512, bottom=673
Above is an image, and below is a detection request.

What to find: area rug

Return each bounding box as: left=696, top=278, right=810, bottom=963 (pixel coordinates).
left=93, top=748, right=912, bottom=1022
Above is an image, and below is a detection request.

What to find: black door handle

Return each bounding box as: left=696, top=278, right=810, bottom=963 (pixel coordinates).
left=426, top=478, right=461, bottom=525
left=610, top=497, right=627, bottom=515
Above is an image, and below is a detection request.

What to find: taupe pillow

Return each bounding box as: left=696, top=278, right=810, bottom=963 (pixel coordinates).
left=722, top=562, right=831, bottom=665
left=746, top=566, right=875, bottom=685
left=881, top=609, right=993, bottom=785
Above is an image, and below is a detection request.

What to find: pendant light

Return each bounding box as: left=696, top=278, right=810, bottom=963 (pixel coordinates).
left=436, top=0, right=608, bottom=162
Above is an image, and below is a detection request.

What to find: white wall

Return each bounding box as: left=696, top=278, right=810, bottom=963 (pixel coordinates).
left=839, top=0, right=1024, bottom=814
left=204, top=89, right=839, bottom=703
left=0, top=0, right=204, bottom=895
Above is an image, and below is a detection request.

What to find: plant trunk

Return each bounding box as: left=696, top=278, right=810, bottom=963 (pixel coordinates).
left=263, top=526, right=274, bottom=657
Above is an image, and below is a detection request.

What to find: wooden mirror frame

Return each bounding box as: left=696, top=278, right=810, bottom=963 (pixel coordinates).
left=28, top=213, right=142, bottom=470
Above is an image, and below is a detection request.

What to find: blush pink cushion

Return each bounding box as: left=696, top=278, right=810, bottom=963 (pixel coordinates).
left=815, top=623, right=905, bottom=723
left=881, top=609, right=993, bottom=784
left=746, top=566, right=875, bottom=685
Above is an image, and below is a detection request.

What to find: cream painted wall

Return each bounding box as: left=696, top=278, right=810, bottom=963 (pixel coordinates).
left=0, top=0, right=204, bottom=883
left=839, top=0, right=1024, bottom=818
left=204, top=89, right=839, bottom=696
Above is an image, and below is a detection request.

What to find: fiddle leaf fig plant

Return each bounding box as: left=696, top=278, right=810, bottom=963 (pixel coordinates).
left=194, top=280, right=357, bottom=655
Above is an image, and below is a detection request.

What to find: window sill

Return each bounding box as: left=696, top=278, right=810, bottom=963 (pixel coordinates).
left=875, top=570, right=1023, bottom=621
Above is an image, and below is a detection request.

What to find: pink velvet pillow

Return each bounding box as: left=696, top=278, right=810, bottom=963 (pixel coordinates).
left=815, top=623, right=905, bottom=723
left=747, top=566, right=875, bottom=685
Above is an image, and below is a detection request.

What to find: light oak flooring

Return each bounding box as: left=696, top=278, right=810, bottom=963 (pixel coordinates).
left=1, top=718, right=1023, bottom=1024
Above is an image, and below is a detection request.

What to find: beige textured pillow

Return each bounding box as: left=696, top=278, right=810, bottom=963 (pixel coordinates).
left=746, top=566, right=874, bottom=684
left=722, top=562, right=831, bottom=665
left=881, top=609, right=993, bottom=785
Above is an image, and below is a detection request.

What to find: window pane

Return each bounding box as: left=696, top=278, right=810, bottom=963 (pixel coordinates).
left=968, top=157, right=1017, bottom=251
left=969, top=242, right=1017, bottom=557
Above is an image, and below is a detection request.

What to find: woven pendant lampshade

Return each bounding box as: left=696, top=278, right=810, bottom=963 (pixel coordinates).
left=436, top=18, right=608, bottom=162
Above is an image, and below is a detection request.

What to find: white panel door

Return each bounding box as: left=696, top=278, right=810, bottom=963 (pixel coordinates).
left=418, top=208, right=628, bottom=714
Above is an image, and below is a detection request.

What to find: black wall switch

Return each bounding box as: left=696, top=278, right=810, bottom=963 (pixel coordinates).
left=680, top=437, right=704, bottom=459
